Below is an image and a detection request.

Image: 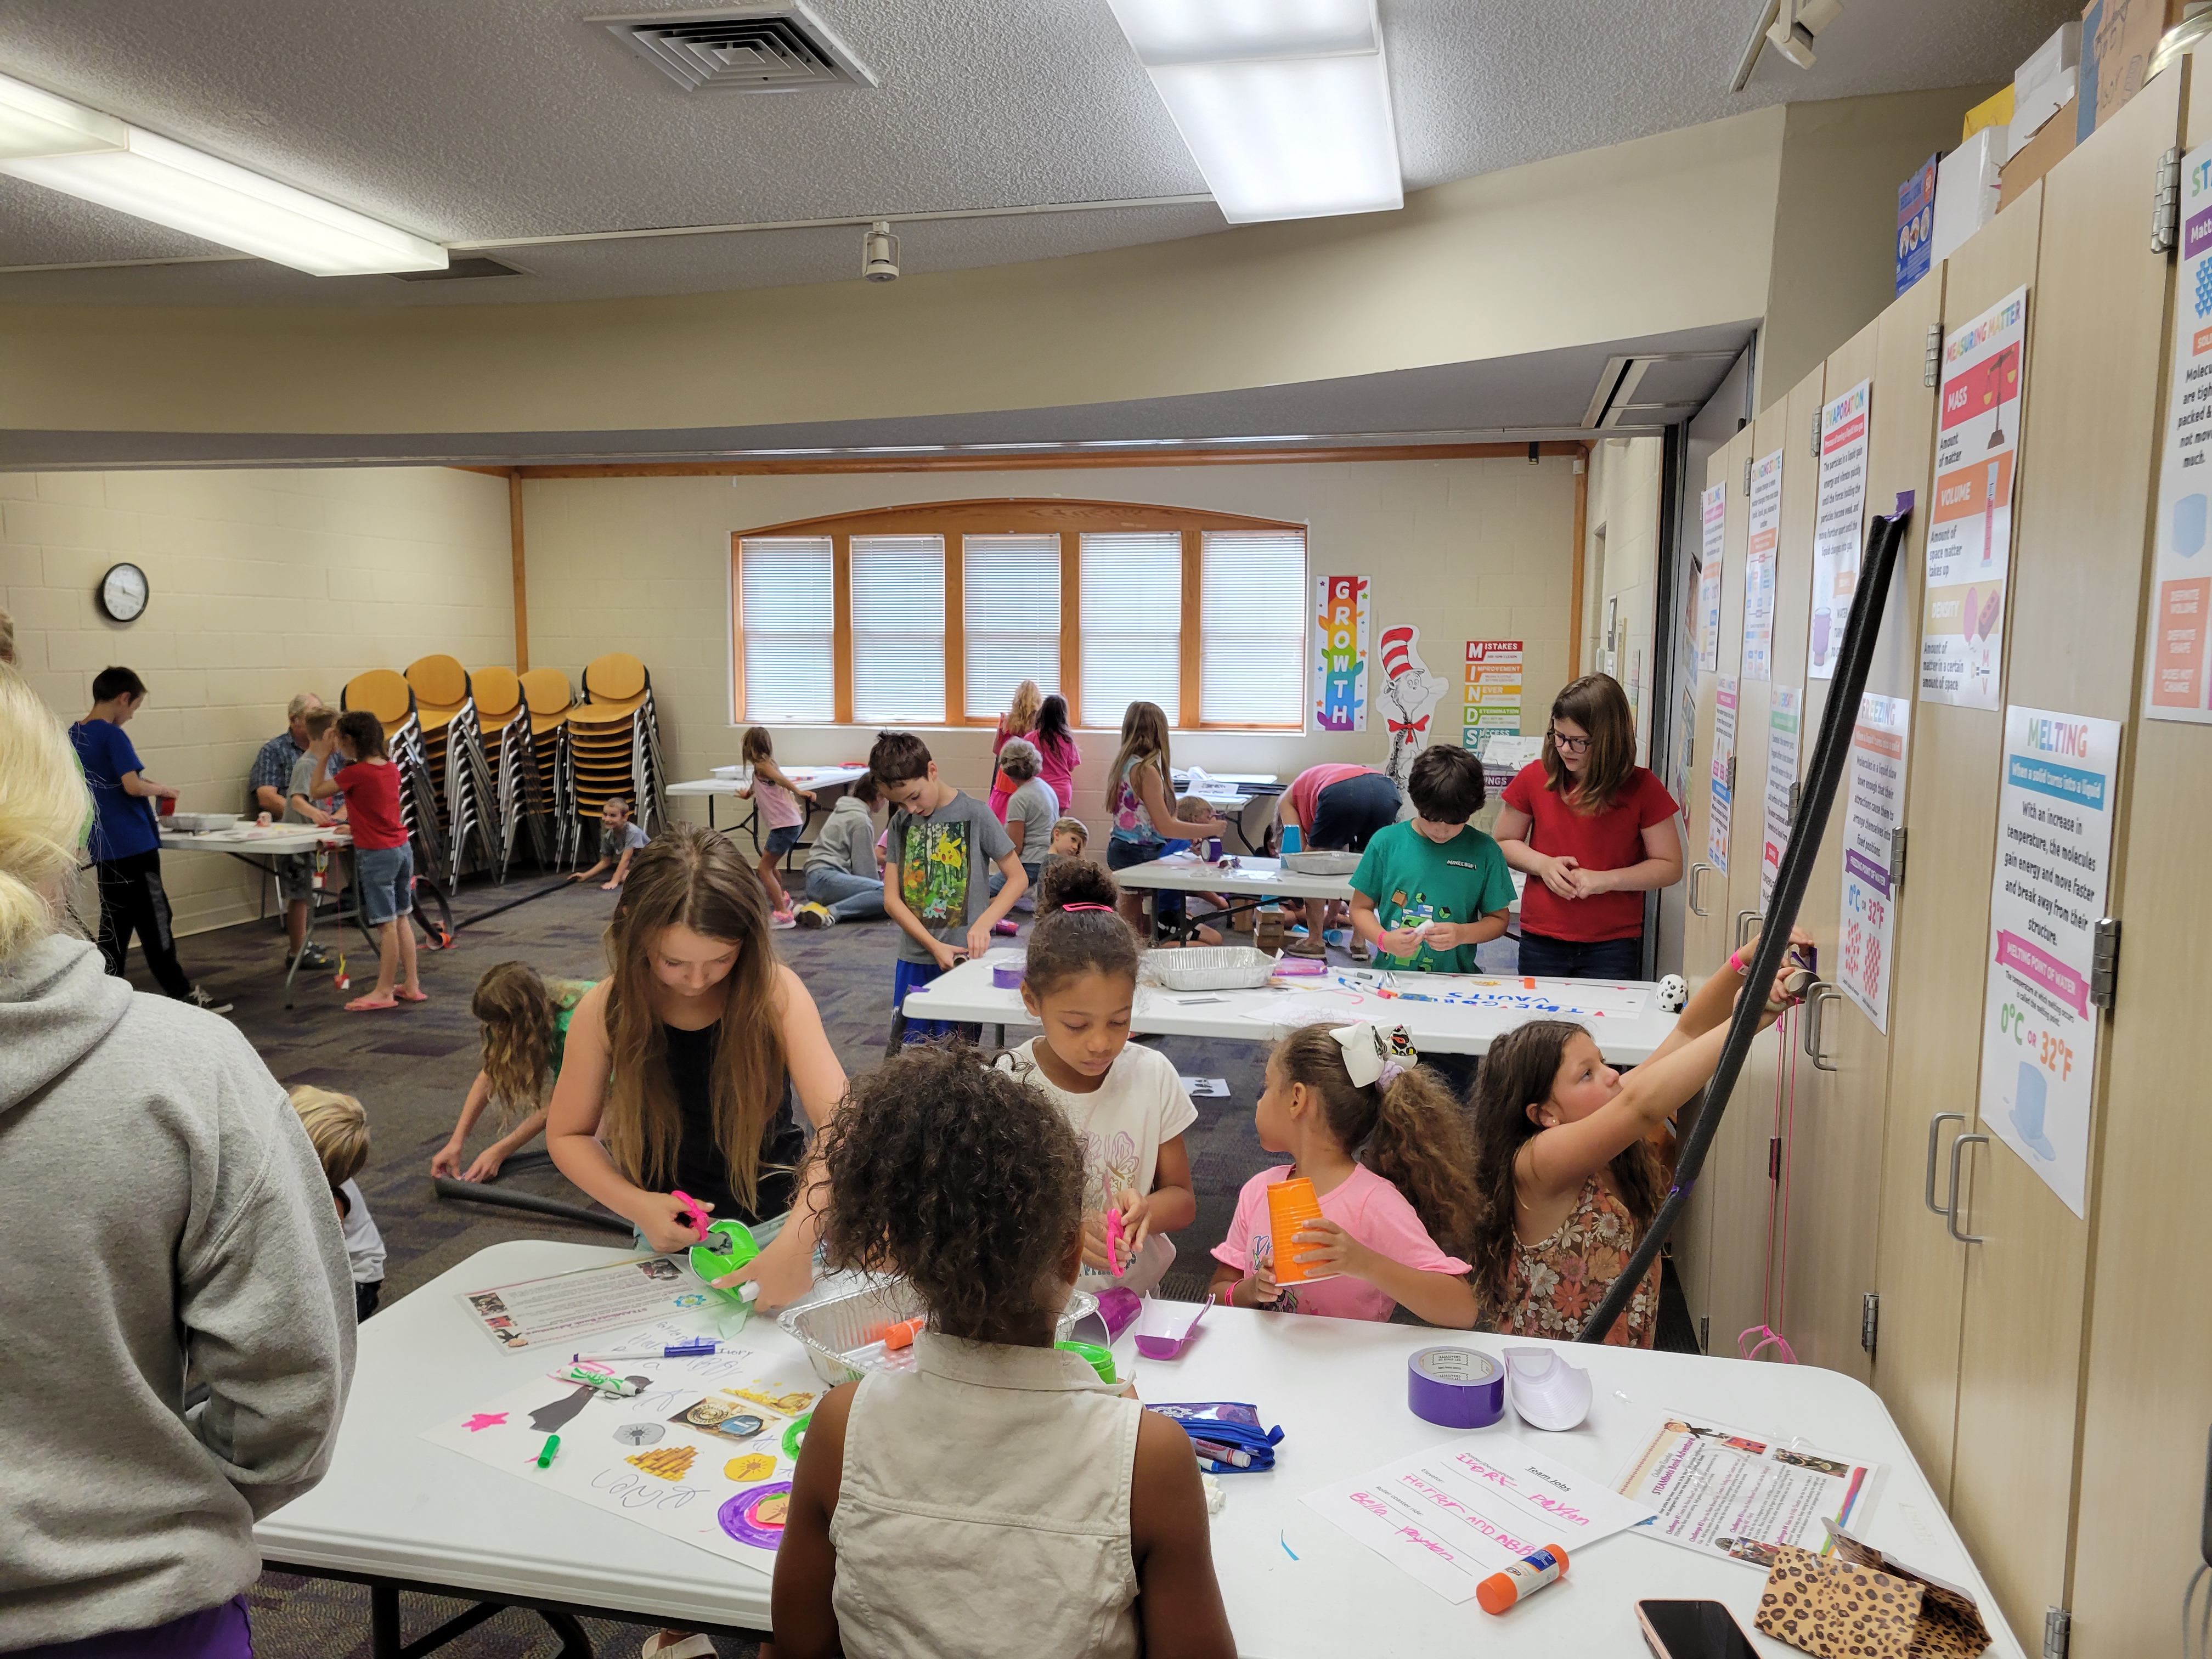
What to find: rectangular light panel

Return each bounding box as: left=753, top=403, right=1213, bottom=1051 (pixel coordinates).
left=0, top=71, right=125, bottom=160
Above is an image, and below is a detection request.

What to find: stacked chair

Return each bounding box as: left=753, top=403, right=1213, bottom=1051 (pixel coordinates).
left=339, top=668, right=449, bottom=916
left=521, top=667, right=583, bottom=869
left=473, top=667, right=554, bottom=879
left=569, top=652, right=668, bottom=834
left=404, top=655, right=498, bottom=886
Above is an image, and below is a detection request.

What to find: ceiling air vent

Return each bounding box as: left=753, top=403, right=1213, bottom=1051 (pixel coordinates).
left=391, top=256, right=525, bottom=283
left=595, top=5, right=874, bottom=91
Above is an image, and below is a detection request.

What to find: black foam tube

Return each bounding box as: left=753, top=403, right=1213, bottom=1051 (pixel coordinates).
left=448, top=876, right=579, bottom=933
left=1574, top=501, right=1913, bottom=1344
left=433, top=1175, right=634, bottom=1234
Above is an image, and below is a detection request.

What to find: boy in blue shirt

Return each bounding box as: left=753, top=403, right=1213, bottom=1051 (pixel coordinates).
left=1348, top=745, right=1515, bottom=975
left=70, top=667, right=230, bottom=1013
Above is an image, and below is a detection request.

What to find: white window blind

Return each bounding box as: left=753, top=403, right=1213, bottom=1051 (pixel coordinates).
left=851, top=534, right=946, bottom=723
left=963, top=533, right=1061, bottom=718
left=1080, top=532, right=1181, bottom=725
left=738, top=536, right=834, bottom=722
left=1201, top=531, right=1307, bottom=726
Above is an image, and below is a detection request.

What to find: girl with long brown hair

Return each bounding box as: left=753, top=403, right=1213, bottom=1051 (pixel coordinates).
left=986, top=678, right=1044, bottom=822
left=432, top=962, right=595, bottom=1182
left=546, top=824, right=845, bottom=1309
left=1494, top=672, right=1683, bottom=979
left=1103, top=699, right=1224, bottom=938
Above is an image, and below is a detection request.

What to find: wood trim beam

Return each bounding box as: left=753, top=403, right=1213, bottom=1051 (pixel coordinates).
left=1060, top=531, right=1081, bottom=729
left=736, top=495, right=1304, bottom=540
left=507, top=472, right=529, bottom=673
left=831, top=533, right=854, bottom=726
left=1569, top=449, right=1589, bottom=683
left=1179, top=528, right=1203, bottom=730
left=729, top=533, right=747, bottom=721
left=942, top=533, right=965, bottom=726
left=512, top=441, right=1587, bottom=482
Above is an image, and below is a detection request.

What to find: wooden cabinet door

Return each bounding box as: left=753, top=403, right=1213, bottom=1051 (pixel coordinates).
left=1943, top=67, right=2182, bottom=1644
left=1869, top=186, right=2045, bottom=1500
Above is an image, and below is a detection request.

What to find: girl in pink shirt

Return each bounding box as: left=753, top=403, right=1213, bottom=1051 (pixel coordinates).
left=736, top=725, right=814, bottom=924
left=1209, top=1023, right=1480, bottom=1326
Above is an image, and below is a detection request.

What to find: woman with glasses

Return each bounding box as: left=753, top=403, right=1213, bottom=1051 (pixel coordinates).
left=1493, top=674, right=1682, bottom=980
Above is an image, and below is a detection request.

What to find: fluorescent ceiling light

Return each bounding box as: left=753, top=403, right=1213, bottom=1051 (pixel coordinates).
left=1104, top=0, right=1401, bottom=223
left=0, top=85, right=444, bottom=275
left=0, top=72, right=125, bottom=160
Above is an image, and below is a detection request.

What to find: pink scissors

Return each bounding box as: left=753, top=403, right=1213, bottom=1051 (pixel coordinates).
left=1102, top=1173, right=1125, bottom=1277
left=671, top=1190, right=713, bottom=1242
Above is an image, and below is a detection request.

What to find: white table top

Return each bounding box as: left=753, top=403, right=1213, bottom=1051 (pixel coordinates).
left=1110, top=853, right=1525, bottom=911
left=675, top=766, right=869, bottom=797
left=257, top=1240, right=2021, bottom=1658
left=160, top=826, right=348, bottom=855
left=1175, top=771, right=1280, bottom=789
left=902, top=949, right=1675, bottom=1059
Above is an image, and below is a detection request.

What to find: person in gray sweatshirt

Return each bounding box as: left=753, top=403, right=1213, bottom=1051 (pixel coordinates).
left=0, top=668, right=356, bottom=1657
left=795, top=771, right=885, bottom=928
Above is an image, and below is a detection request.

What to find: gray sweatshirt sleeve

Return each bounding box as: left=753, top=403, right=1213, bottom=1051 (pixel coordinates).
left=179, top=1066, right=357, bottom=1520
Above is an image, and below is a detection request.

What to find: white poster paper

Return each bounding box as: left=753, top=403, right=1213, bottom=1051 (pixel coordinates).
left=1759, top=687, right=1801, bottom=910
left=1812, top=379, right=1872, bottom=681
left=1613, top=1412, right=1882, bottom=1568
left=458, top=1256, right=732, bottom=1351
left=1923, top=287, right=2027, bottom=708
left=1699, top=483, right=1726, bottom=674
left=1978, top=706, right=2120, bottom=1218
left=1742, top=449, right=1784, bottom=682
left=2146, top=141, right=2212, bottom=722
left=1303, top=1436, right=1655, bottom=1604
left=1838, top=695, right=1909, bottom=1032
left=1707, top=676, right=1737, bottom=874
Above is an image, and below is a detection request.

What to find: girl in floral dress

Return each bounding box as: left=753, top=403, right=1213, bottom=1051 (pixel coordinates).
left=1469, top=938, right=1808, bottom=1345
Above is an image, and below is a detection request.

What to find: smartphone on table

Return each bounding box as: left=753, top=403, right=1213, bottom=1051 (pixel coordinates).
left=1634, top=1600, right=1759, bottom=1659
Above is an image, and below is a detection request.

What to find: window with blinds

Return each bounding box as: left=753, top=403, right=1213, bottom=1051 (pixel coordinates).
left=737, top=536, right=835, bottom=722
left=851, top=534, right=946, bottom=723
left=1080, top=531, right=1182, bottom=725
left=1200, top=530, right=1307, bottom=727
left=963, top=533, right=1060, bottom=717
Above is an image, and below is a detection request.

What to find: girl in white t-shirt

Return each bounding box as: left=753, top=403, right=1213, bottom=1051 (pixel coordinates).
left=997, top=861, right=1197, bottom=1291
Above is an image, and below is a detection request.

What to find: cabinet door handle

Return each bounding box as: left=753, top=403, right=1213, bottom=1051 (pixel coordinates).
left=1946, top=1133, right=1989, bottom=1244
left=1803, top=983, right=1842, bottom=1070
left=1924, top=1111, right=1966, bottom=1216
left=1688, top=862, right=1713, bottom=917
left=1736, top=909, right=1763, bottom=949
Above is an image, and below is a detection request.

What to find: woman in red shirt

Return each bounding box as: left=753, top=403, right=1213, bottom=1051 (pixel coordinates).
left=1494, top=674, right=1681, bottom=980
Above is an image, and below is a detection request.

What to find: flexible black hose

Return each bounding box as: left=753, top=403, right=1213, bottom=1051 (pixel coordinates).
left=447, top=876, right=579, bottom=933
left=1573, top=500, right=1913, bottom=1344
left=432, top=1176, right=635, bottom=1234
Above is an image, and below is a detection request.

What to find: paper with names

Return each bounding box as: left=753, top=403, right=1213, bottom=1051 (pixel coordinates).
left=1741, top=449, right=1784, bottom=682
left=1923, top=286, right=2027, bottom=708
left=1812, top=379, right=1872, bottom=681
left=1759, top=689, right=1802, bottom=910
left=1707, top=676, right=1737, bottom=873
left=1697, top=482, right=1726, bottom=674
left=2147, top=141, right=2212, bottom=721
left=1237, top=975, right=1649, bottom=1025
left=1303, top=1436, right=1655, bottom=1603
left=1838, top=695, right=1909, bottom=1032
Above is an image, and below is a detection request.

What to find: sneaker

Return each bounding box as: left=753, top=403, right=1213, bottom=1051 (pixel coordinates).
left=793, top=902, right=834, bottom=929
left=298, top=943, right=334, bottom=969
left=769, top=910, right=798, bottom=931
left=182, top=986, right=234, bottom=1015
left=1285, top=932, right=1328, bottom=959
left=1349, top=935, right=1372, bottom=962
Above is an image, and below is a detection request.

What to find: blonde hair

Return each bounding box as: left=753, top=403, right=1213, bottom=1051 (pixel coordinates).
left=1051, top=815, right=1088, bottom=850
left=1005, top=680, right=1042, bottom=735
left=1106, top=701, right=1172, bottom=814
left=471, top=961, right=564, bottom=1127
left=289, top=1085, right=371, bottom=1189
left=0, top=667, right=92, bottom=960
left=740, top=726, right=775, bottom=766
left=0, top=606, right=15, bottom=667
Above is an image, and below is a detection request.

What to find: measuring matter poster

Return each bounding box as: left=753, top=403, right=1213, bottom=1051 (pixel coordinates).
left=1812, top=379, right=1872, bottom=681
left=1707, top=675, right=1737, bottom=874
left=1977, top=706, right=2119, bottom=1218
left=1838, top=695, right=1908, bottom=1033
left=1741, top=450, right=1783, bottom=683
left=1759, top=687, right=1800, bottom=911
left=1923, top=287, right=2027, bottom=709
left=1697, top=482, right=1725, bottom=674
left=2146, top=140, right=2212, bottom=721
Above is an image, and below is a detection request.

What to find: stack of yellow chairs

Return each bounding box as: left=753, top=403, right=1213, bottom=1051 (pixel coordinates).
left=568, top=652, right=667, bottom=833
left=520, top=667, right=582, bottom=868
left=472, top=666, right=548, bottom=879
left=404, top=655, right=497, bottom=884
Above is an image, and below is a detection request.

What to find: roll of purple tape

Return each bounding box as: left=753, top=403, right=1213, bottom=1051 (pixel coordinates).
left=1408, top=1346, right=1505, bottom=1428
left=992, top=962, right=1026, bottom=989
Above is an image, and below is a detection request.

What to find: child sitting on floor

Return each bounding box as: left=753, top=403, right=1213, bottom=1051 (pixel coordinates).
left=795, top=771, right=884, bottom=928
left=568, top=795, right=646, bottom=890
left=771, top=1043, right=1235, bottom=1659
left=996, top=861, right=1197, bottom=1293
left=288, top=1085, right=386, bottom=1321
left=1044, top=816, right=1088, bottom=870
left=431, top=962, right=596, bottom=1182
left=1209, top=1022, right=1480, bottom=1327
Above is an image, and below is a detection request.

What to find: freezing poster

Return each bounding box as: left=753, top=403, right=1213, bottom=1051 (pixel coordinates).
left=2147, top=141, right=2212, bottom=721
left=1838, top=696, right=1909, bottom=1033
left=1698, top=482, right=1726, bottom=674
left=1741, top=449, right=1783, bottom=682
left=1812, top=380, right=1872, bottom=680
left=1708, top=676, right=1737, bottom=874
left=1923, top=287, right=2027, bottom=708
left=1313, top=575, right=1369, bottom=731
left=1978, top=707, right=2119, bottom=1218
left=1759, top=687, right=1801, bottom=911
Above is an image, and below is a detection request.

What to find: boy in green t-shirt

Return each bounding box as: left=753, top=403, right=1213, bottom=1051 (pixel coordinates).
left=1349, top=745, right=1515, bottom=974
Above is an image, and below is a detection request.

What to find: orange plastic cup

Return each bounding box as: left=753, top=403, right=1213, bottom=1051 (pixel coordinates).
left=1265, top=1177, right=1335, bottom=1284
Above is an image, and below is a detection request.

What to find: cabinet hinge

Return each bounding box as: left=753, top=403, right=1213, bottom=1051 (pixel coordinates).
left=1768, top=1136, right=1782, bottom=1181
left=2154, top=145, right=2182, bottom=254
left=1788, top=778, right=1802, bottom=826
left=1810, top=409, right=1821, bottom=461
left=1727, top=754, right=1737, bottom=793
left=2090, top=917, right=2120, bottom=1011
left=1743, top=456, right=1753, bottom=496
left=1698, top=1316, right=1710, bottom=1355
left=2042, top=1605, right=2070, bottom=1659
left=1889, top=826, right=1908, bottom=890
left=1860, top=1293, right=1879, bottom=1357
left=1923, top=323, right=1942, bottom=388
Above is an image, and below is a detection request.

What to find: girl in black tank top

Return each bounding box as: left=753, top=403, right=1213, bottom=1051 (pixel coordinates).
left=663, top=1020, right=809, bottom=1224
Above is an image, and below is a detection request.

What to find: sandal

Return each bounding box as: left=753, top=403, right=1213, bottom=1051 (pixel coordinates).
left=394, top=988, right=430, bottom=1002
left=640, top=1635, right=717, bottom=1659
left=345, top=995, right=398, bottom=1012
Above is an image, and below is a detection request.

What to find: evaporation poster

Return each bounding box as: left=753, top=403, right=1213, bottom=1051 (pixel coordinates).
left=1698, top=481, right=1726, bottom=674
left=2146, top=140, right=2212, bottom=722
left=1759, top=687, right=1801, bottom=911
left=1741, top=449, right=1784, bottom=683
left=1812, top=379, right=1872, bottom=681
left=1838, top=695, right=1909, bottom=1033
left=1923, top=286, right=2028, bottom=709
left=1978, top=706, right=2120, bottom=1218
left=1707, top=675, right=1737, bottom=874
left=1314, top=575, right=1369, bottom=731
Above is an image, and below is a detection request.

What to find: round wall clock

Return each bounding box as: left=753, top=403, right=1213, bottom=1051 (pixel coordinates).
left=99, top=562, right=149, bottom=623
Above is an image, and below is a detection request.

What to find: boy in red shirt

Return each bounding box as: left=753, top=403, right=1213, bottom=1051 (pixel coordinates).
left=313, top=712, right=424, bottom=1012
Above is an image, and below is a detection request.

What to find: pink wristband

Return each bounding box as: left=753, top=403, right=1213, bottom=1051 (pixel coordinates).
left=1728, top=947, right=1748, bottom=975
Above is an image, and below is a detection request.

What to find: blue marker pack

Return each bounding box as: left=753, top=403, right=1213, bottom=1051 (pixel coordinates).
left=1150, top=1401, right=1284, bottom=1473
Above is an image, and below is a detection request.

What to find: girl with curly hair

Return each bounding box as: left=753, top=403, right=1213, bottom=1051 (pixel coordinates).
left=996, top=860, right=1197, bottom=1292
left=1468, top=934, right=1809, bottom=1346
left=771, top=1044, right=1235, bottom=1659
left=1209, top=1023, right=1482, bottom=1327
left=431, top=962, right=595, bottom=1183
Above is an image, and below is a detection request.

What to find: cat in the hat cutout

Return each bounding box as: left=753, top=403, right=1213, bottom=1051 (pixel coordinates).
left=1376, top=624, right=1447, bottom=791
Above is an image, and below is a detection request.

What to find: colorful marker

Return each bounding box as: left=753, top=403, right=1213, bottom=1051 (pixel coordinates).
left=571, top=1341, right=727, bottom=1363
left=555, top=1365, right=641, bottom=1396
left=536, top=1435, right=561, bottom=1469
left=1191, top=1438, right=1252, bottom=1468
left=1103, top=1172, right=1125, bottom=1276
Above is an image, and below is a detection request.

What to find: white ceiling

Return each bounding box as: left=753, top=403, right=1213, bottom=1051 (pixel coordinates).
left=0, top=0, right=2076, bottom=308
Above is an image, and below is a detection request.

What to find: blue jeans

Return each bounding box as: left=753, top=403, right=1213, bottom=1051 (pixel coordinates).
left=805, top=866, right=885, bottom=921
left=1107, top=835, right=1184, bottom=924
left=353, top=843, right=414, bottom=927
left=1515, top=930, right=1644, bottom=980
left=893, top=957, right=979, bottom=1045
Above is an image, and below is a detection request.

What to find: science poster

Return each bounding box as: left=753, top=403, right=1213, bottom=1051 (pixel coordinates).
left=2147, top=141, right=2212, bottom=721
left=1708, top=676, right=1737, bottom=874
left=1741, top=450, right=1783, bottom=682
left=1698, top=482, right=1726, bottom=674
left=1313, top=575, right=1369, bottom=731
left=1759, top=687, right=1801, bottom=911
left=1811, top=379, right=1871, bottom=681
left=1923, top=287, right=2027, bottom=709
left=1838, top=695, right=1908, bottom=1032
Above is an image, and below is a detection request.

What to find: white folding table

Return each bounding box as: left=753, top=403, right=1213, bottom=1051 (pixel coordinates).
left=159, top=824, right=352, bottom=1007
left=256, top=1239, right=2023, bottom=1659
left=1109, top=853, right=1523, bottom=945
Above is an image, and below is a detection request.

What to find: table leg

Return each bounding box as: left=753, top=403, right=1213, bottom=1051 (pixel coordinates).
left=706, top=797, right=717, bottom=830
left=370, top=1583, right=402, bottom=1659
left=884, top=1006, right=907, bottom=1059
left=991, top=1023, right=1005, bottom=1049
left=539, top=1608, right=594, bottom=1658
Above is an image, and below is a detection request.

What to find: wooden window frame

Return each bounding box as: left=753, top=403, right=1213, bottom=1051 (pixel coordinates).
left=731, top=498, right=1306, bottom=730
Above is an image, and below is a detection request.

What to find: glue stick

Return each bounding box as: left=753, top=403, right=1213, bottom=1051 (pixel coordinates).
left=1475, top=1544, right=1567, bottom=1615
